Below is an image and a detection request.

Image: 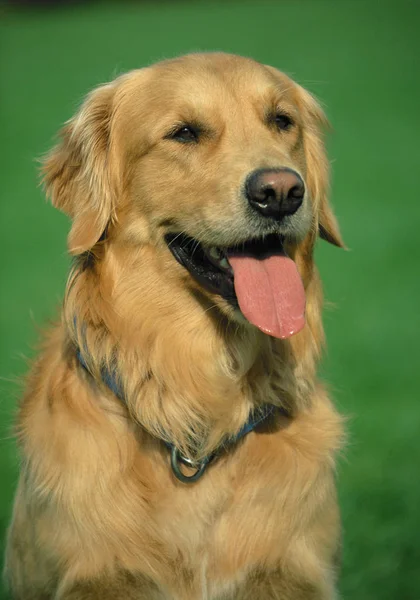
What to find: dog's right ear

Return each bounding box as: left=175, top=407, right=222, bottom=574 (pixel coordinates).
left=42, top=83, right=119, bottom=255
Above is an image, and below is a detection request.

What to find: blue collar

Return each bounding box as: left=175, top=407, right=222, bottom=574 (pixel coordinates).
left=76, top=348, right=282, bottom=484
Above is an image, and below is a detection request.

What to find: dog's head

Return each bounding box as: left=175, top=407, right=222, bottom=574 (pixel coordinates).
left=43, top=53, right=344, bottom=339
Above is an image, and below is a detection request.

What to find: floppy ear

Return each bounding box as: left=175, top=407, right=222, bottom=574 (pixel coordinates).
left=42, top=82, right=118, bottom=254
left=296, top=84, right=345, bottom=249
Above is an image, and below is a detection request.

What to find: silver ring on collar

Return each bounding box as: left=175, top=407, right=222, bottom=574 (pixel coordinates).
left=170, top=446, right=208, bottom=484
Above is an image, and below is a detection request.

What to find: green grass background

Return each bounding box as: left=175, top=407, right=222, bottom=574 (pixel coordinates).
left=1, top=0, right=419, bottom=597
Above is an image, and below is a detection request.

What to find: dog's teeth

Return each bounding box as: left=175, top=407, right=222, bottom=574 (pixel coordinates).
left=219, top=257, right=230, bottom=270
left=208, top=247, right=223, bottom=261
left=205, top=246, right=231, bottom=272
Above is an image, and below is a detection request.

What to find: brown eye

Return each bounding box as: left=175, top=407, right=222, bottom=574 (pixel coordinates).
left=274, top=113, right=293, bottom=131
left=168, top=124, right=199, bottom=143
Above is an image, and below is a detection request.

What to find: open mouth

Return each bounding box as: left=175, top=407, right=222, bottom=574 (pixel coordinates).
left=165, top=232, right=237, bottom=304
left=165, top=232, right=306, bottom=339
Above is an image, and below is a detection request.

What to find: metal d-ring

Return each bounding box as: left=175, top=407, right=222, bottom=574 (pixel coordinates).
left=170, top=446, right=209, bottom=484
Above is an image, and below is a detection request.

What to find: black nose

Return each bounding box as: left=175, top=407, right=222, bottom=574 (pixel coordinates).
left=245, top=168, right=305, bottom=220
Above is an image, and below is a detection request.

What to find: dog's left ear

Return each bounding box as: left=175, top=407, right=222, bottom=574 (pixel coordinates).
left=296, top=84, right=346, bottom=249
left=42, top=82, right=119, bottom=255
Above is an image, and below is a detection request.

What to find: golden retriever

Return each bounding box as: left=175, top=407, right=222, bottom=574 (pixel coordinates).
left=4, top=53, right=345, bottom=599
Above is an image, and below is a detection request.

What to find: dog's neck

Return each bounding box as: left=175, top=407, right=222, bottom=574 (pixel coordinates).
left=64, top=242, right=319, bottom=460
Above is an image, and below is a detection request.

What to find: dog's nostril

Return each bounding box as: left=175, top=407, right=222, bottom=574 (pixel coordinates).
left=288, top=184, right=304, bottom=200
left=260, top=186, right=276, bottom=204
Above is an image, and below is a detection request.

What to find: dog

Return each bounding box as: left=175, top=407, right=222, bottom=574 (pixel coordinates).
left=4, top=53, right=345, bottom=599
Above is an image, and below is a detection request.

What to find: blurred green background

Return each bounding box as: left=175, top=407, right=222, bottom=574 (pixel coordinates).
left=1, top=0, right=419, bottom=598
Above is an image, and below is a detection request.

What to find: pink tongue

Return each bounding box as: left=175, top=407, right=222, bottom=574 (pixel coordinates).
left=227, top=253, right=306, bottom=339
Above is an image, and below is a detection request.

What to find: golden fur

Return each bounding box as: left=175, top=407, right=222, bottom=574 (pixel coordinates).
left=5, top=53, right=344, bottom=599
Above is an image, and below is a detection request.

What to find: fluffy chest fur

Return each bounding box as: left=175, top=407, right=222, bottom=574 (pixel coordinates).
left=14, top=327, right=341, bottom=599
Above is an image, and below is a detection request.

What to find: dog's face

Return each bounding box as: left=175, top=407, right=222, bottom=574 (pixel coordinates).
left=123, top=55, right=310, bottom=245
left=44, top=53, right=343, bottom=339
